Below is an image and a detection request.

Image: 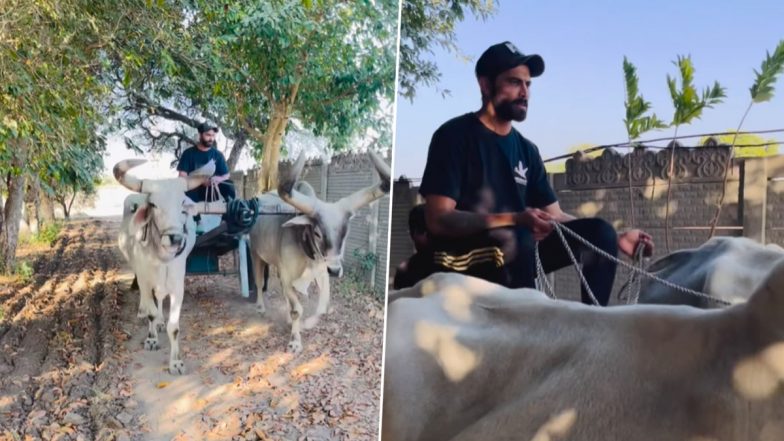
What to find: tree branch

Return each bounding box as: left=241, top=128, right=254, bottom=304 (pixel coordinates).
left=130, top=93, right=201, bottom=128
left=139, top=121, right=197, bottom=148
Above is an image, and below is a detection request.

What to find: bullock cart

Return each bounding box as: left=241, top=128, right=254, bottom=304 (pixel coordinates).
left=183, top=199, right=260, bottom=298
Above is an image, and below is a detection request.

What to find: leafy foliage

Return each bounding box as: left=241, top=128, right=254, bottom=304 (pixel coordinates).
left=699, top=132, right=780, bottom=158
left=339, top=248, right=381, bottom=300
left=14, top=260, right=34, bottom=284
left=43, top=142, right=105, bottom=218
left=666, top=55, right=726, bottom=126
left=750, top=40, right=784, bottom=103
left=399, top=0, right=496, bottom=100
left=623, top=57, right=667, bottom=140
left=111, top=0, right=398, bottom=189
left=663, top=55, right=725, bottom=250
left=709, top=41, right=784, bottom=238
left=0, top=0, right=118, bottom=270
left=20, top=222, right=62, bottom=247
left=1, top=0, right=399, bottom=270
left=205, top=0, right=398, bottom=149
left=36, top=222, right=63, bottom=247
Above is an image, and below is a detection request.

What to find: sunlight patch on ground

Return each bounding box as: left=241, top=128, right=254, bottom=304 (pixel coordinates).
left=291, top=353, right=332, bottom=379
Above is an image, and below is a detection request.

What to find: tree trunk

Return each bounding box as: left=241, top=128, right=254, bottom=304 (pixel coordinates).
left=65, top=191, right=77, bottom=219
left=1, top=172, right=27, bottom=272
left=0, top=182, right=5, bottom=236
left=23, top=178, right=40, bottom=234
left=23, top=201, right=36, bottom=234
left=38, top=187, right=56, bottom=226
left=257, top=79, right=301, bottom=193
left=227, top=130, right=247, bottom=172
left=57, top=197, right=70, bottom=220
left=257, top=106, right=290, bottom=192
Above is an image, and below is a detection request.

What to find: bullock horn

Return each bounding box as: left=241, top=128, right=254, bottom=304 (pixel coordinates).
left=339, top=149, right=391, bottom=211
left=278, top=152, right=316, bottom=215
left=190, top=159, right=216, bottom=177
left=113, top=159, right=147, bottom=192
left=184, top=159, right=216, bottom=191
left=185, top=175, right=210, bottom=191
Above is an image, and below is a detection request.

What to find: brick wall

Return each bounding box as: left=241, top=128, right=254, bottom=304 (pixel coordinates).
left=388, top=179, right=421, bottom=289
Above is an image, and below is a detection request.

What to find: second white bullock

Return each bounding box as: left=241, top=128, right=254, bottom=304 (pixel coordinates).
left=637, top=236, right=784, bottom=307
left=249, top=150, right=390, bottom=353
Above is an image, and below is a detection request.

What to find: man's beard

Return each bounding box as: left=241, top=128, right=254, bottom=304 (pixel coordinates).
left=495, top=98, right=528, bottom=122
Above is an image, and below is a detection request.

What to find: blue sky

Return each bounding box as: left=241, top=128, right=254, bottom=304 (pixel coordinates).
left=393, top=0, right=784, bottom=179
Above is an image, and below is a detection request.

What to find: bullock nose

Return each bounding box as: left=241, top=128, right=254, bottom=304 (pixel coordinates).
left=327, top=266, right=342, bottom=277
left=168, top=234, right=184, bottom=246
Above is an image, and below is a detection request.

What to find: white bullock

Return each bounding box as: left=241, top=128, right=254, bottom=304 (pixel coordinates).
left=116, top=159, right=211, bottom=374
left=382, top=266, right=784, bottom=441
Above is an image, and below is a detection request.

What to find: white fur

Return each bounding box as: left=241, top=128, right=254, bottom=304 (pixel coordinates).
left=118, top=179, right=198, bottom=375
left=383, top=269, right=784, bottom=441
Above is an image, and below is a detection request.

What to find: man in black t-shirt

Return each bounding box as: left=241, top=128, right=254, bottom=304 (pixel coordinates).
left=177, top=122, right=236, bottom=203
left=416, top=41, right=654, bottom=306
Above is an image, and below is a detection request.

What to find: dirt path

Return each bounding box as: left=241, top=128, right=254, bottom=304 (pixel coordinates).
left=1, top=218, right=385, bottom=440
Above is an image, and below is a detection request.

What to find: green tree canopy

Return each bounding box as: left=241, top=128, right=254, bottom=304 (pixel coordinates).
left=0, top=0, right=118, bottom=270
left=112, top=0, right=398, bottom=190
left=1, top=0, right=401, bottom=271
left=398, top=0, right=496, bottom=101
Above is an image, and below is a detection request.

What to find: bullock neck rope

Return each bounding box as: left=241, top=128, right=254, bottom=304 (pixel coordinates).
left=143, top=212, right=188, bottom=258
left=535, top=221, right=731, bottom=307
left=617, top=244, right=646, bottom=305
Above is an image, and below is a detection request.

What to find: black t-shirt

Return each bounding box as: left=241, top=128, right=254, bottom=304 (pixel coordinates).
left=176, top=146, right=229, bottom=176
left=416, top=113, right=557, bottom=287
left=419, top=112, right=556, bottom=213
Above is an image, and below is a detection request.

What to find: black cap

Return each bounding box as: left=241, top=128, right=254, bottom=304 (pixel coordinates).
left=475, top=41, right=545, bottom=79
left=197, top=122, right=219, bottom=134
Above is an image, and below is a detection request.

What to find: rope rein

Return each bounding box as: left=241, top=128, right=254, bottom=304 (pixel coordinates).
left=535, top=221, right=732, bottom=307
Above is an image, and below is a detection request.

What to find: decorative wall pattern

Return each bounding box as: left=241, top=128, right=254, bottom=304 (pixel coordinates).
left=564, top=146, right=735, bottom=189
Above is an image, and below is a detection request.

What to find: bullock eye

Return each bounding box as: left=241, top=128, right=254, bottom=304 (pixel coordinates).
left=148, top=202, right=157, bottom=209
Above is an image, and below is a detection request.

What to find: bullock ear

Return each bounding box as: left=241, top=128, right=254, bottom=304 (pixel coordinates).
left=282, top=215, right=313, bottom=228
left=133, top=204, right=152, bottom=226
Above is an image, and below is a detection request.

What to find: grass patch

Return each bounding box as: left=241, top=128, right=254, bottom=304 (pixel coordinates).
left=14, top=260, right=34, bottom=284
left=19, top=222, right=62, bottom=247
left=337, top=249, right=384, bottom=301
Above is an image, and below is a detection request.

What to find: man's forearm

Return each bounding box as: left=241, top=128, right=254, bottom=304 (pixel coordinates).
left=427, top=209, right=518, bottom=237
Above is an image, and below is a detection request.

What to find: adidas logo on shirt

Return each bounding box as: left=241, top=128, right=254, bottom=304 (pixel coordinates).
left=514, top=160, right=528, bottom=185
